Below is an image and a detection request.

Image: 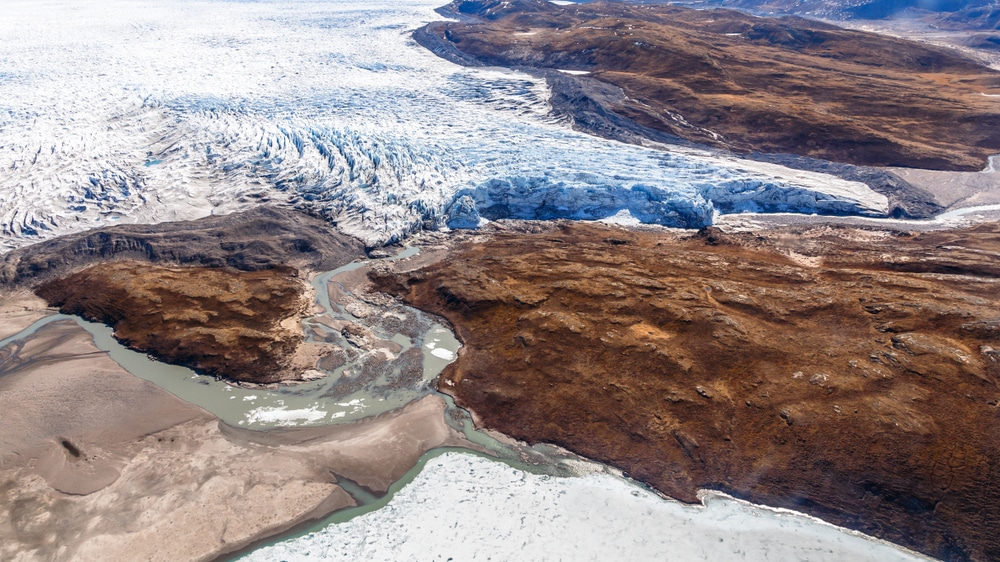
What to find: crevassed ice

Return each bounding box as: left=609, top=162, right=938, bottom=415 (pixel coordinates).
left=0, top=0, right=887, bottom=251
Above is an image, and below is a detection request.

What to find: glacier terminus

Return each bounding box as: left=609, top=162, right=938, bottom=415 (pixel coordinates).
left=0, top=0, right=889, bottom=250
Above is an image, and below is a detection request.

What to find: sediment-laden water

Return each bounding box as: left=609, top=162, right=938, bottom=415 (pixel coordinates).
left=0, top=248, right=460, bottom=430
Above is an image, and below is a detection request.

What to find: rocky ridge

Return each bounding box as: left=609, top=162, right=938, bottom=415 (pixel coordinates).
left=376, top=220, right=1000, bottom=560
left=0, top=207, right=365, bottom=288
left=35, top=262, right=318, bottom=384
left=418, top=0, right=1000, bottom=172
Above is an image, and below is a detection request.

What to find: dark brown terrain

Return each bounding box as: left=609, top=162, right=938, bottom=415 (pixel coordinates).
left=0, top=206, right=365, bottom=288
left=376, top=221, right=1000, bottom=560
left=671, top=0, right=1000, bottom=27
left=422, top=0, right=1000, bottom=170
left=35, top=262, right=313, bottom=383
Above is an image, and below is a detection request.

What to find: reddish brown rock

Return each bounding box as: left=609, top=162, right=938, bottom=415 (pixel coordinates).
left=375, top=221, right=1000, bottom=560
left=422, top=0, right=1000, bottom=171
left=36, top=262, right=311, bottom=383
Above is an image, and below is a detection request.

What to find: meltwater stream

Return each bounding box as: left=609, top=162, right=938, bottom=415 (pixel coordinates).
left=0, top=247, right=463, bottom=430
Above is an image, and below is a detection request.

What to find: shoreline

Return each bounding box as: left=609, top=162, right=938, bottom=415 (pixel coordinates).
left=5, top=219, right=993, bottom=560
left=0, top=303, right=476, bottom=561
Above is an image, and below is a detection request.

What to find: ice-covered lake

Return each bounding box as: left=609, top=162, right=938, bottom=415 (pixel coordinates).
left=243, top=452, right=931, bottom=562
left=0, top=0, right=887, bottom=250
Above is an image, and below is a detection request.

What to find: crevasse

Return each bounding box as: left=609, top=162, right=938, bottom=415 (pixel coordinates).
left=0, top=0, right=887, bottom=251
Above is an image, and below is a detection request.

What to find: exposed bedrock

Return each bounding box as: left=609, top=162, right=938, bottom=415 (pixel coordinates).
left=419, top=0, right=1000, bottom=173
left=35, top=262, right=316, bottom=384
left=0, top=206, right=365, bottom=288
left=375, top=221, right=1000, bottom=561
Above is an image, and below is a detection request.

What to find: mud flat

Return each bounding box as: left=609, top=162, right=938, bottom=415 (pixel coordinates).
left=889, top=155, right=1000, bottom=211
left=0, top=291, right=50, bottom=340
left=0, top=307, right=471, bottom=561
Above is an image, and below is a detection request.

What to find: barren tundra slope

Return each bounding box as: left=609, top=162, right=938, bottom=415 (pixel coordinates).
left=424, top=0, right=1000, bottom=170
left=376, top=221, right=1000, bottom=560
left=671, top=0, right=1000, bottom=31
left=36, top=263, right=312, bottom=384
left=0, top=207, right=365, bottom=288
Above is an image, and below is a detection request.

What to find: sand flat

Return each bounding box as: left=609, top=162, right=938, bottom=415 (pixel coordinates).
left=0, top=316, right=471, bottom=561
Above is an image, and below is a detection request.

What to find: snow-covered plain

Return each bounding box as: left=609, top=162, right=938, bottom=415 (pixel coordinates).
left=0, top=0, right=888, bottom=250
left=244, top=452, right=930, bottom=562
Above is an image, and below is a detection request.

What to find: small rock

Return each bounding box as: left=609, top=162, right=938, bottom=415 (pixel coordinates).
left=809, top=372, right=829, bottom=386
left=367, top=247, right=398, bottom=259
left=341, top=323, right=377, bottom=349
left=298, top=369, right=326, bottom=381
left=345, top=301, right=375, bottom=318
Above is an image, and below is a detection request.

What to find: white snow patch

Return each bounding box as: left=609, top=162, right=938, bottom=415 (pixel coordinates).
left=557, top=69, right=592, bottom=75
left=244, top=405, right=327, bottom=426
left=430, top=347, right=456, bottom=361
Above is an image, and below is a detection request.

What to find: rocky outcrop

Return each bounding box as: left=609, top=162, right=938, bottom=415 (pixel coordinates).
left=0, top=207, right=365, bottom=287
left=35, top=262, right=313, bottom=383
left=376, top=221, right=1000, bottom=560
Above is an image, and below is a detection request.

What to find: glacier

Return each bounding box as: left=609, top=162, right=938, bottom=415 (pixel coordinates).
left=0, top=0, right=888, bottom=251
left=0, top=0, right=887, bottom=249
